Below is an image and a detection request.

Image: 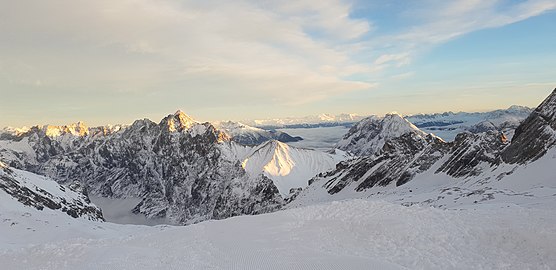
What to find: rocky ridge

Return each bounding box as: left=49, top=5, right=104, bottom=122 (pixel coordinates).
left=0, top=161, right=104, bottom=221
left=302, top=89, right=555, bottom=197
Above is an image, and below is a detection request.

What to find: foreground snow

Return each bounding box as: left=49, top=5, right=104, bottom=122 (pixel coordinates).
left=1, top=196, right=555, bottom=269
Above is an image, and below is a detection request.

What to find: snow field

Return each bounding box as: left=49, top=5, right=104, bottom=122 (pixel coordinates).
left=1, top=199, right=555, bottom=270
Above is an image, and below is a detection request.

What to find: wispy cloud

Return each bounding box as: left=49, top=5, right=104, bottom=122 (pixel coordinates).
left=0, top=0, right=376, bottom=107
left=385, top=0, right=556, bottom=47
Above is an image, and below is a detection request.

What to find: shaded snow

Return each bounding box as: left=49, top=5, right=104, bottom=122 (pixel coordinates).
left=89, top=196, right=168, bottom=226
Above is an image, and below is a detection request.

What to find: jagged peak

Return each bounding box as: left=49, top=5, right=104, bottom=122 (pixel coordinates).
left=1, top=126, right=31, bottom=136
left=357, top=113, right=425, bottom=137
left=161, top=110, right=197, bottom=132
left=252, top=139, right=289, bottom=152
left=534, top=88, right=556, bottom=117
left=337, top=112, right=432, bottom=156
left=507, top=105, right=531, bottom=111
left=385, top=111, right=402, bottom=117
left=381, top=114, right=427, bottom=137
left=129, top=118, right=156, bottom=129
left=42, top=122, right=89, bottom=137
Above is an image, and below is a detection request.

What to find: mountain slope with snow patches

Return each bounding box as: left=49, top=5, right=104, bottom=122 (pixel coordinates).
left=290, top=89, right=556, bottom=209
left=0, top=161, right=103, bottom=221
left=336, top=113, right=434, bottom=157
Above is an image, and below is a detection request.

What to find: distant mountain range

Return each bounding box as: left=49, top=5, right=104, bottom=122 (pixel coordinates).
left=243, top=113, right=366, bottom=129
left=246, top=106, right=532, bottom=142
left=212, top=121, right=302, bottom=145
left=405, top=105, right=532, bottom=141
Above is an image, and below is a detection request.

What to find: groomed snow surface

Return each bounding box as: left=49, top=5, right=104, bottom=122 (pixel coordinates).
left=1, top=198, right=555, bottom=269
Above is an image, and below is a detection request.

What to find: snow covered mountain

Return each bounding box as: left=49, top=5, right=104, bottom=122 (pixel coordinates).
left=0, top=111, right=346, bottom=225
left=406, top=105, right=532, bottom=141
left=212, top=121, right=302, bottom=145
left=0, top=110, right=350, bottom=225
left=1, top=91, right=555, bottom=269
left=240, top=140, right=348, bottom=197
left=0, top=111, right=285, bottom=225
left=336, top=113, right=435, bottom=156
left=0, top=160, right=103, bottom=221
left=290, top=89, right=556, bottom=207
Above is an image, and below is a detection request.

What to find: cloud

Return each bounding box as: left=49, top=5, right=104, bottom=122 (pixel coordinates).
left=374, top=53, right=411, bottom=67
left=390, top=72, right=415, bottom=80
left=0, top=0, right=554, bottom=125
left=390, top=0, right=556, bottom=46
left=0, top=0, right=375, bottom=108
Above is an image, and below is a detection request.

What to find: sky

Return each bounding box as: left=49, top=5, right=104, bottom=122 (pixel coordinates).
left=1, top=0, right=555, bottom=127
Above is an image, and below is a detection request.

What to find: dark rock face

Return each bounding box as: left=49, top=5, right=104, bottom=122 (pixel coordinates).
left=502, top=88, right=556, bottom=164
left=0, top=162, right=104, bottom=221
left=273, top=132, right=303, bottom=144
left=319, top=133, right=446, bottom=194
left=309, top=119, right=516, bottom=195
left=0, top=112, right=284, bottom=225
left=437, top=131, right=507, bottom=177
left=229, top=130, right=302, bottom=146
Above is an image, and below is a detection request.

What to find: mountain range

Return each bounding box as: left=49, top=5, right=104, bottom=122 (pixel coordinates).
left=1, top=88, right=555, bottom=269
left=405, top=105, right=532, bottom=141
left=244, top=113, right=366, bottom=129
left=0, top=111, right=346, bottom=224
left=291, top=89, right=555, bottom=208
left=0, top=89, right=554, bottom=226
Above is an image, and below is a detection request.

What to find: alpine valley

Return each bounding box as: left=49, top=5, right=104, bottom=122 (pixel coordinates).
left=1, top=89, right=555, bottom=269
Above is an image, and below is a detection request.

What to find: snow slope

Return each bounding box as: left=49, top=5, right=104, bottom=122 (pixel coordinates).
left=1, top=197, right=555, bottom=269
left=241, top=140, right=348, bottom=197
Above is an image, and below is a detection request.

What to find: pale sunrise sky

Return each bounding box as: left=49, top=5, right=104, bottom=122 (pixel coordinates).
left=1, top=0, right=555, bottom=127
